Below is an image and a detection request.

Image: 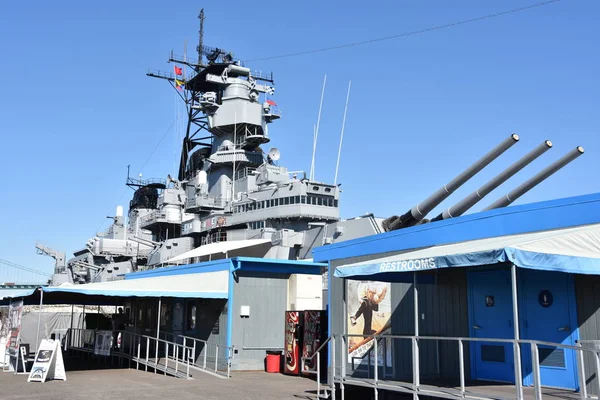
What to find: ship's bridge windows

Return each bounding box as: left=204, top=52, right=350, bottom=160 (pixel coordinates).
left=290, top=196, right=296, bottom=205
left=270, top=199, right=275, bottom=207
left=301, top=195, right=307, bottom=204
left=325, top=188, right=332, bottom=193
left=295, top=196, right=300, bottom=204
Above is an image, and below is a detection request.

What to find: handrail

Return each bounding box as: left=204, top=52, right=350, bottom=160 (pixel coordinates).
left=178, top=334, right=233, bottom=378
left=65, top=328, right=194, bottom=379
left=303, top=335, right=331, bottom=363
left=323, top=333, right=600, bottom=400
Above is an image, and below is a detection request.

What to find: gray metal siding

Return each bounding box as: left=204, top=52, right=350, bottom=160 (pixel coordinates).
left=193, top=299, right=228, bottom=369
left=329, top=255, right=470, bottom=384
left=230, top=271, right=289, bottom=370
left=393, top=269, right=470, bottom=381
left=575, top=275, right=600, bottom=395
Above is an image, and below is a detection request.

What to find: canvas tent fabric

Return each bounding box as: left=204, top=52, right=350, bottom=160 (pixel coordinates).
left=165, top=239, right=271, bottom=264
left=43, top=270, right=229, bottom=299
left=335, top=223, right=600, bottom=279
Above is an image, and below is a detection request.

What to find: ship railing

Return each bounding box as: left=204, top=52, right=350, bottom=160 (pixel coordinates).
left=186, top=195, right=227, bottom=209
left=314, top=333, right=600, bottom=400
left=235, top=167, right=257, bottom=181
left=249, top=70, right=274, bottom=82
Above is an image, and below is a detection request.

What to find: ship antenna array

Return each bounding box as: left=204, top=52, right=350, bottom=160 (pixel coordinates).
left=334, top=81, right=352, bottom=186
left=310, top=75, right=327, bottom=181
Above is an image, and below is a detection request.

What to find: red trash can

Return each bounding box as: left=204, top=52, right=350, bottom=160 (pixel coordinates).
left=265, top=351, right=281, bottom=373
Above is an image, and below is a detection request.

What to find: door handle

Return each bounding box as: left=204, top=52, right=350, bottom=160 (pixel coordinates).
left=558, top=326, right=570, bottom=332
left=473, top=324, right=482, bottom=330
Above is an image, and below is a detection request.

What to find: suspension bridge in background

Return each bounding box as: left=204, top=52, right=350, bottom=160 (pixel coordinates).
left=0, top=258, right=51, bottom=293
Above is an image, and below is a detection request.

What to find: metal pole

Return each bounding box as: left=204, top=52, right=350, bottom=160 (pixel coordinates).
left=576, top=343, right=587, bottom=400
left=413, top=272, right=420, bottom=396
left=459, top=339, right=465, bottom=396
left=332, top=335, right=336, bottom=400
left=155, top=298, right=162, bottom=373
left=35, top=289, right=44, bottom=351
left=374, top=338, right=379, bottom=400
left=511, top=264, right=523, bottom=398
left=531, top=343, right=542, bottom=400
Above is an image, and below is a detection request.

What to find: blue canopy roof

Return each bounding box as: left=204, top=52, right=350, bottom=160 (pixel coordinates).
left=335, top=223, right=600, bottom=280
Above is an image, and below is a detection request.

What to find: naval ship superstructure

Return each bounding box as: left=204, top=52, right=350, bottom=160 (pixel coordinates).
left=42, top=10, right=381, bottom=285
left=37, top=10, right=585, bottom=286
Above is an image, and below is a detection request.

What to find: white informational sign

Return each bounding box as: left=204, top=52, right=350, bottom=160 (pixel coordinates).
left=94, top=331, right=112, bottom=356
left=27, top=339, right=66, bottom=383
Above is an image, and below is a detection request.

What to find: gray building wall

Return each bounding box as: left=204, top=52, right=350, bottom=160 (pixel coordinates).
left=329, top=255, right=470, bottom=385
left=575, top=275, right=600, bottom=395
left=191, top=299, right=228, bottom=370
left=230, top=271, right=290, bottom=370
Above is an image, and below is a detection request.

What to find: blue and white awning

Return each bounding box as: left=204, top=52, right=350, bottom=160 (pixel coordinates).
left=334, top=223, right=600, bottom=279
left=43, top=270, right=229, bottom=298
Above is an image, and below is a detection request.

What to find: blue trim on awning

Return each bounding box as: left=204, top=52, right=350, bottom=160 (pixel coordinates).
left=41, top=286, right=228, bottom=299
left=126, top=257, right=326, bottom=280
left=125, top=259, right=231, bottom=279
left=315, top=192, right=600, bottom=262
left=334, top=247, right=600, bottom=280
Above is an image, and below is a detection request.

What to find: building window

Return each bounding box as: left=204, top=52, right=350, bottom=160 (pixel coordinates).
left=187, top=301, right=197, bottom=331
left=334, top=199, right=339, bottom=207
left=290, top=196, right=296, bottom=204
left=301, top=196, right=306, bottom=204
left=295, top=196, right=300, bottom=204
left=284, top=197, right=290, bottom=205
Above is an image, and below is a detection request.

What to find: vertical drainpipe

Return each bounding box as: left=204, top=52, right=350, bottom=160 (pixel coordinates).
left=327, top=260, right=332, bottom=384
left=226, top=258, right=237, bottom=351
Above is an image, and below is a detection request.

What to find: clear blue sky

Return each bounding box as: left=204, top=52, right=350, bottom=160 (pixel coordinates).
left=0, top=0, right=597, bottom=278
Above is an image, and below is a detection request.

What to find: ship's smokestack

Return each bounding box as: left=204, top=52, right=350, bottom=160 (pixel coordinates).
left=432, top=140, right=552, bottom=221
left=382, top=134, right=519, bottom=232
left=483, top=146, right=584, bottom=211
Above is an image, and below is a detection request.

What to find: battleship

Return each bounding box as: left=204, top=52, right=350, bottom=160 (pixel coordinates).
left=36, top=10, right=584, bottom=286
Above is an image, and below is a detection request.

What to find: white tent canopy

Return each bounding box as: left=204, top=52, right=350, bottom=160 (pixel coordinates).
left=43, top=270, right=229, bottom=299
left=165, top=239, right=271, bottom=264
left=335, top=223, right=600, bottom=278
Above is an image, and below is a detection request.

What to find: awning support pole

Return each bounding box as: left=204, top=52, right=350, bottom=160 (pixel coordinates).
left=35, top=288, right=44, bottom=350
left=155, top=298, right=161, bottom=374
left=156, top=298, right=162, bottom=340
left=413, top=272, right=420, bottom=398
left=511, top=263, right=523, bottom=399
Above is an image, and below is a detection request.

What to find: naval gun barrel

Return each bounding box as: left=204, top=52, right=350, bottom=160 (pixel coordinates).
left=483, top=146, right=584, bottom=211
left=432, top=140, right=553, bottom=221
left=382, top=134, right=519, bottom=232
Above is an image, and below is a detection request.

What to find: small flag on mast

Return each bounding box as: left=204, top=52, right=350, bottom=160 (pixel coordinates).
left=174, top=65, right=183, bottom=75
left=266, top=99, right=277, bottom=106
left=175, top=79, right=185, bottom=91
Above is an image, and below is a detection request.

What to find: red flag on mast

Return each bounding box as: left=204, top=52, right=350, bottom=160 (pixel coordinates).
left=174, top=65, right=183, bottom=75
left=266, top=99, right=277, bottom=106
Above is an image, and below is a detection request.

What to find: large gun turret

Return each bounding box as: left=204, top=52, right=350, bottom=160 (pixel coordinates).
left=382, top=134, right=519, bottom=232
left=483, top=146, right=584, bottom=211
left=432, top=140, right=553, bottom=221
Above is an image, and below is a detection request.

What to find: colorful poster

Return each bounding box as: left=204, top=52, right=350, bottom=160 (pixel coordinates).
left=6, top=299, right=23, bottom=356
left=346, top=280, right=391, bottom=365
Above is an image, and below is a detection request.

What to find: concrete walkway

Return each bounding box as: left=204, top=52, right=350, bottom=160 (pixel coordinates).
left=0, top=369, right=319, bottom=400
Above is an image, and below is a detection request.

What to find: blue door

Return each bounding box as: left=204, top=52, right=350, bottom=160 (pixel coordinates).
left=469, top=270, right=515, bottom=382
left=520, top=269, right=578, bottom=389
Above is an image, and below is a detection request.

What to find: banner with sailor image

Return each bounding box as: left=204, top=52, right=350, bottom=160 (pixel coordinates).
left=347, top=280, right=392, bottom=366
